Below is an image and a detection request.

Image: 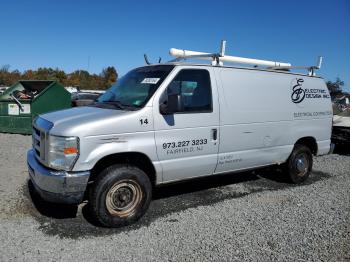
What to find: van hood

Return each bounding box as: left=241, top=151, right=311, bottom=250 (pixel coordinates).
left=40, top=106, right=130, bottom=136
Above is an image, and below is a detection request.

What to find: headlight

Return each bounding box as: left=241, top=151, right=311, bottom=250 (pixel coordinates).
left=48, top=135, right=79, bottom=171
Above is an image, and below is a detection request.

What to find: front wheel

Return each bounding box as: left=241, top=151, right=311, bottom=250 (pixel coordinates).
left=89, top=164, right=152, bottom=227
left=283, top=144, right=313, bottom=184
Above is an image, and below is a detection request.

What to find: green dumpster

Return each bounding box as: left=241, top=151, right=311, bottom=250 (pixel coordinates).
left=0, top=80, right=71, bottom=134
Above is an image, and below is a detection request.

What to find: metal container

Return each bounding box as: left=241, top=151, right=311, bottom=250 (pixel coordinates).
left=0, top=80, right=71, bottom=134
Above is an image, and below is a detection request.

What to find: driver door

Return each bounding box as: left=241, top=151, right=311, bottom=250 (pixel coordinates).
left=153, top=67, right=219, bottom=183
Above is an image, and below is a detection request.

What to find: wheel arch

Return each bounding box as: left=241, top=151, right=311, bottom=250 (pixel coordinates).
left=89, top=152, right=157, bottom=187
left=294, top=136, right=318, bottom=155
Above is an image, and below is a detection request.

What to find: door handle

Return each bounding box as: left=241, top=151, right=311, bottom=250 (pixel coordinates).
left=212, top=129, right=218, bottom=141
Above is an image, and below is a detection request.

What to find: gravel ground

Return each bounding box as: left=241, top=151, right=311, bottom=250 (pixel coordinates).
left=0, top=133, right=349, bottom=261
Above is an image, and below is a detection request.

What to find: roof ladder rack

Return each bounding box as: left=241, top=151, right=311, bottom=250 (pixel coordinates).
left=267, top=56, right=323, bottom=76
left=169, top=40, right=291, bottom=67
left=169, top=40, right=323, bottom=76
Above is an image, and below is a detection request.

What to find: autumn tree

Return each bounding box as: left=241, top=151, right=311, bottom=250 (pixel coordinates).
left=326, top=77, right=344, bottom=96
left=55, top=70, right=67, bottom=84
left=0, top=65, right=118, bottom=90
left=0, top=65, right=23, bottom=86
left=101, top=66, right=118, bottom=89
left=22, top=70, right=34, bottom=80
left=0, top=65, right=11, bottom=85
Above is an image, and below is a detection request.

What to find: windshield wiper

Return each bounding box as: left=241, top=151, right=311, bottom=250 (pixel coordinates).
left=99, top=101, right=126, bottom=110
left=106, top=101, right=144, bottom=110
left=94, top=100, right=142, bottom=111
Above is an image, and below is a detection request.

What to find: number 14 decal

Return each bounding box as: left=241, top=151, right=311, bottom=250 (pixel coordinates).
left=140, top=118, right=149, bottom=125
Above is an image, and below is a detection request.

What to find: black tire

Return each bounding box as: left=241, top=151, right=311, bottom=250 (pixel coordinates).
left=283, top=144, right=313, bottom=184
left=89, top=164, right=152, bottom=227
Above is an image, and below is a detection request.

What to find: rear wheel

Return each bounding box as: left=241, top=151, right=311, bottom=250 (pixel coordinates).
left=284, top=144, right=313, bottom=184
left=89, top=164, right=152, bottom=227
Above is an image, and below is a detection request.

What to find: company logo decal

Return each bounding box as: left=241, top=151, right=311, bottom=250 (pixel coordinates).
left=291, top=78, right=330, bottom=104
left=291, top=78, right=305, bottom=103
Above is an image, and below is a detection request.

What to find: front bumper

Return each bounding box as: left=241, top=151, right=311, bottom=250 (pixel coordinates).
left=27, top=149, right=90, bottom=204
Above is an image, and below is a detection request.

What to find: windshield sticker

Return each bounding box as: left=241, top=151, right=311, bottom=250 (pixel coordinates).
left=141, top=78, right=160, bottom=84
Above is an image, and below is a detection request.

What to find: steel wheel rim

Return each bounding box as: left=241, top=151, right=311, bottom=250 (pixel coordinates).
left=105, top=179, right=142, bottom=217
left=295, top=153, right=309, bottom=177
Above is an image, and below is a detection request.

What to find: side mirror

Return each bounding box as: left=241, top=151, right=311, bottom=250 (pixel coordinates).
left=159, top=94, right=183, bottom=115
left=159, top=102, right=168, bottom=115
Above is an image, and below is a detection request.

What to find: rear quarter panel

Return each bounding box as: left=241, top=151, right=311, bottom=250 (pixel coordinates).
left=214, top=67, right=331, bottom=173
left=289, top=77, right=332, bottom=155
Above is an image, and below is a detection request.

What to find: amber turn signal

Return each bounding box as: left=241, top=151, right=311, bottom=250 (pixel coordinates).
left=64, top=147, right=78, bottom=155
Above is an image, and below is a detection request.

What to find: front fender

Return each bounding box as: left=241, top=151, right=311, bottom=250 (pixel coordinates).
left=72, top=131, right=159, bottom=172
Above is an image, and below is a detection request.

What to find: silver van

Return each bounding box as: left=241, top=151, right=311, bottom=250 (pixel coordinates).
left=27, top=47, right=332, bottom=227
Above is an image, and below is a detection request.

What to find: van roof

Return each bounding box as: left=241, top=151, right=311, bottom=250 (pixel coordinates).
left=142, top=62, right=323, bottom=79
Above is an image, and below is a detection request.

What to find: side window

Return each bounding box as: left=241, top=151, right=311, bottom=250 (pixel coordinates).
left=167, top=69, right=212, bottom=113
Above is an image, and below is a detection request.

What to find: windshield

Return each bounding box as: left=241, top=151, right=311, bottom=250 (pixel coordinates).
left=96, top=65, right=174, bottom=110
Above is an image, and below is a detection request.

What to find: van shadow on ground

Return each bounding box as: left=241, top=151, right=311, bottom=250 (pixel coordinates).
left=333, top=144, right=350, bottom=156
left=26, top=167, right=332, bottom=239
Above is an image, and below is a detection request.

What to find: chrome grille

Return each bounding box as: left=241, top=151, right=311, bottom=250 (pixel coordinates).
left=32, top=125, right=46, bottom=162
left=32, top=126, right=41, bottom=157
left=32, top=117, right=54, bottom=165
